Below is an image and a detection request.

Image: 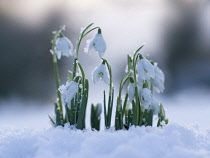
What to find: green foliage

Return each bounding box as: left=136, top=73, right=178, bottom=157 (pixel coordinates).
left=49, top=24, right=168, bottom=131
left=91, top=104, right=102, bottom=131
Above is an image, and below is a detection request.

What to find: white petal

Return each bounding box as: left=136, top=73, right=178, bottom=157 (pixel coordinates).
left=101, top=65, right=110, bottom=85
left=92, top=66, right=100, bottom=84
left=56, top=51, right=62, bottom=60
left=140, top=88, right=152, bottom=109
left=59, top=81, right=78, bottom=107
left=92, top=63, right=109, bottom=85
left=151, top=65, right=165, bottom=93
left=151, top=77, right=164, bottom=93
left=55, top=37, right=74, bottom=59
left=137, top=60, right=147, bottom=80
left=84, top=39, right=94, bottom=55
left=142, top=58, right=155, bottom=78
left=85, top=33, right=106, bottom=58
left=154, top=64, right=165, bottom=81
left=94, top=34, right=106, bottom=58
left=137, top=77, right=144, bottom=94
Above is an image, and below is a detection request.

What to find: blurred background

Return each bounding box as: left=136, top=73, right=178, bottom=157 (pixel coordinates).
left=0, top=0, right=210, bottom=130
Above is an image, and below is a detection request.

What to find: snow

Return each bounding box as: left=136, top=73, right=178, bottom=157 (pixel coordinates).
left=0, top=88, right=210, bottom=157
left=0, top=124, right=209, bottom=158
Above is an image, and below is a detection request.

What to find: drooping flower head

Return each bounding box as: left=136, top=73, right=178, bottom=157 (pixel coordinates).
left=137, top=76, right=144, bottom=94
left=150, top=63, right=165, bottom=93
left=137, top=55, right=155, bottom=80
left=55, top=36, right=74, bottom=60
left=140, top=88, right=152, bottom=109
left=84, top=28, right=106, bottom=58
left=92, top=61, right=109, bottom=85
left=58, top=78, right=79, bottom=108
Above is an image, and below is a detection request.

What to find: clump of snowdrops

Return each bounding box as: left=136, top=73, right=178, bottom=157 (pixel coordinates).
left=49, top=23, right=168, bottom=131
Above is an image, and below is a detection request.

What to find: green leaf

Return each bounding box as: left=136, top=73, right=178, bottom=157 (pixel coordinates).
left=122, top=93, right=128, bottom=117
left=76, top=79, right=89, bottom=130
left=103, top=90, right=107, bottom=127
left=48, top=115, right=55, bottom=125
left=56, top=108, right=62, bottom=126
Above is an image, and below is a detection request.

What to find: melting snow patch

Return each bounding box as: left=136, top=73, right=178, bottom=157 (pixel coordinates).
left=0, top=123, right=210, bottom=158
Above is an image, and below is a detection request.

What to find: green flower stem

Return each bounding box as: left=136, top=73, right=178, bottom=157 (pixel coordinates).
left=122, top=92, right=128, bottom=117
left=118, top=72, right=131, bottom=102
left=75, top=24, right=99, bottom=60
left=76, top=61, right=85, bottom=93
left=103, top=91, right=107, bottom=127
left=51, top=27, right=66, bottom=117
left=115, top=72, right=131, bottom=130
left=52, top=51, right=63, bottom=116
left=131, top=45, right=144, bottom=126
left=82, top=27, right=100, bottom=38
left=109, top=88, right=114, bottom=127
left=73, top=24, right=100, bottom=78
left=102, top=59, right=112, bottom=97
left=75, top=23, right=94, bottom=59
left=127, top=55, right=133, bottom=71
left=76, top=79, right=89, bottom=129
left=102, top=59, right=113, bottom=128
left=65, top=103, right=70, bottom=123
left=116, top=96, right=123, bottom=130
left=73, top=59, right=77, bottom=78
left=132, top=62, right=139, bottom=126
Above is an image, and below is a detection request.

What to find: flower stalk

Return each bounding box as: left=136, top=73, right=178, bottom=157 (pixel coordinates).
left=49, top=24, right=168, bottom=131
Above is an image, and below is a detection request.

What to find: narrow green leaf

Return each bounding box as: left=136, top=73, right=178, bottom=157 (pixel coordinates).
left=122, top=92, right=128, bottom=117
left=103, top=90, right=107, bottom=127
left=56, top=108, right=62, bottom=126
left=76, top=79, right=89, bottom=130
left=48, top=115, right=55, bottom=125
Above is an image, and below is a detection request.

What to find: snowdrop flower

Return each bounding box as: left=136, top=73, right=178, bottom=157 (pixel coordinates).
left=128, top=79, right=135, bottom=102
left=137, top=76, right=144, bottom=94
left=59, top=81, right=78, bottom=108
left=150, top=98, right=160, bottom=114
left=150, top=63, right=165, bottom=93
left=137, top=57, right=155, bottom=80
left=92, top=63, right=109, bottom=84
left=55, top=36, right=74, bottom=59
left=84, top=29, right=106, bottom=58
left=140, top=88, right=152, bottom=109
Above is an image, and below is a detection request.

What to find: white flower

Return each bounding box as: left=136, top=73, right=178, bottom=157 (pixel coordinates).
left=55, top=37, right=74, bottom=59
left=84, top=31, right=106, bottom=58
left=137, top=76, right=144, bottom=94
left=128, top=83, right=135, bottom=102
left=137, top=58, right=155, bottom=80
left=92, top=63, right=109, bottom=84
left=140, top=88, right=152, bottom=109
left=59, top=81, right=78, bottom=108
left=151, top=63, right=165, bottom=93
left=150, top=98, right=160, bottom=114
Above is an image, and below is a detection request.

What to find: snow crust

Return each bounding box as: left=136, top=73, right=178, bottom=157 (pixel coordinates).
left=0, top=123, right=209, bottom=158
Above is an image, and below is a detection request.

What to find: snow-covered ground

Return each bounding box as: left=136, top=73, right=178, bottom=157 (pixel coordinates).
left=0, top=124, right=210, bottom=158
left=0, top=88, right=210, bottom=158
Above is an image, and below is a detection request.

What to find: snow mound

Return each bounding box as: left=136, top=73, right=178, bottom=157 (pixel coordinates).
left=0, top=123, right=210, bottom=158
